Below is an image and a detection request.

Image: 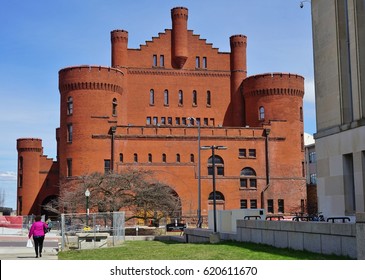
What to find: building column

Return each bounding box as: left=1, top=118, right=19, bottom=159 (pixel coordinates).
left=356, top=212, right=365, bottom=260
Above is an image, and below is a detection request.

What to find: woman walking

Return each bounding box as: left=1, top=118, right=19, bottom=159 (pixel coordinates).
left=28, top=215, right=48, bottom=258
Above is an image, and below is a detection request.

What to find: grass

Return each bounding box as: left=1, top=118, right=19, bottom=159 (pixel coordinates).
left=58, top=240, right=352, bottom=260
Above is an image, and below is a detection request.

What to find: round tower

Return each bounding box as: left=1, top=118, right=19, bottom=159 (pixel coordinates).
left=58, top=66, right=124, bottom=177
left=111, top=29, right=128, bottom=68
left=230, top=35, right=247, bottom=126
left=171, top=7, right=188, bottom=69
left=17, top=138, right=42, bottom=215
left=242, top=73, right=304, bottom=127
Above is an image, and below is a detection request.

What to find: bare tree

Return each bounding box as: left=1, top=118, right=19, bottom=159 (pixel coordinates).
left=43, top=169, right=180, bottom=224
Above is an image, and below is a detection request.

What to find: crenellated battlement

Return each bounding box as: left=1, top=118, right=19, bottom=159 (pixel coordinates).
left=59, top=66, right=124, bottom=94
left=245, top=72, right=304, bottom=81
left=17, top=138, right=43, bottom=152
left=243, top=72, right=304, bottom=97
left=171, top=6, right=188, bottom=20
left=230, top=34, right=247, bottom=48
left=111, top=29, right=128, bottom=43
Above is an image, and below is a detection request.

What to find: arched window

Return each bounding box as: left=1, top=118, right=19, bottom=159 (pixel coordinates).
left=206, top=91, right=211, bottom=106
left=208, top=191, right=225, bottom=201
left=67, top=96, right=73, bottom=115
left=150, top=89, right=155, bottom=105
left=148, top=153, right=152, bottom=163
left=240, top=167, right=257, bottom=188
left=119, top=153, right=123, bottom=163
left=134, top=153, right=138, bottom=163
left=190, top=154, right=195, bottom=163
left=164, top=89, right=169, bottom=106
left=176, top=153, right=181, bottom=163
left=259, top=106, right=265, bottom=120
left=162, top=153, right=166, bottom=163
left=178, top=90, right=183, bottom=105
left=207, top=155, right=224, bottom=176
left=112, top=98, right=117, bottom=116
left=192, top=90, right=197, bottom=106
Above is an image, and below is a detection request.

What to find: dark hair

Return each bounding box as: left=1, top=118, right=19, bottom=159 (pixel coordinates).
left=34, top=215, right=42, bottom=222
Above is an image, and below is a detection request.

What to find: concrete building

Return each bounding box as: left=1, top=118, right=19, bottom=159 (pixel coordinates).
left=311, top=0, right=365, bottom=217
left=17, top=6, right=307, bottom=221
left=304, top=133, right=318, bottom=214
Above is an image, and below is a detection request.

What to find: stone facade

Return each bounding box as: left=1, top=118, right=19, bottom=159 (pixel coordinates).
left=311, top=0, right=365, bottom=217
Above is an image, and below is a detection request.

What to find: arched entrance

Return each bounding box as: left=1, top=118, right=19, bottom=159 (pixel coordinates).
left=41, top=195, right=59, bottom=219
left=208, top=191, right=225, bottom=211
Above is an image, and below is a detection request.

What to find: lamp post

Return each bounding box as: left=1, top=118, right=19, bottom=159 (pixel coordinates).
left=201, top=145, right=227, bottom=233
left=85, top=188, right=90, bottom=226
left=187, top=117, right=202, bottom=227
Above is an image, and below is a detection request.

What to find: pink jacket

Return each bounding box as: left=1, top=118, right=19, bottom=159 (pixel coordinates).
left=28, top=221, right=48, bottom=238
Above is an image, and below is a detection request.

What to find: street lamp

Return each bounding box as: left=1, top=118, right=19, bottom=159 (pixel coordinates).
left=201, top=145, right=227, bottom=233
left=85, top=188, right=90, bottom=226
left=187, top=117, right=202, bottom=227
left=299, top=0, right=311, bottom=8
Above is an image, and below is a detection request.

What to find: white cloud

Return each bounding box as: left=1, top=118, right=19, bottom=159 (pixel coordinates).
left=0, top=171, right=17, bottom=181
left=304, top=78, right=315, bottom=104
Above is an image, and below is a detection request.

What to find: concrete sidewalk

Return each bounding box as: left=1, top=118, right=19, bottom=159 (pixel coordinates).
left=0, top=234, right=60, bottom=260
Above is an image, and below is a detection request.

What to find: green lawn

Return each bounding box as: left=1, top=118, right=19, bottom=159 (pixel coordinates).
left=58, top=240, right=352, bottom=260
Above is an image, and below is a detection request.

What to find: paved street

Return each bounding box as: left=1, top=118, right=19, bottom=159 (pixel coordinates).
left=0, top=234, right=59, bottom=260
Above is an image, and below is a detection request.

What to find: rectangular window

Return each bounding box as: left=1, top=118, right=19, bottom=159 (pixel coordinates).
left=153, top=55, right=157, bottom=66
left=278, top=199, right=284, bottom=213
left=250, top=199, right=257, bottom=209
left=240, top=199, right=247, bottom=209
left=19, top=175, right=23, bottom=188
left=182, top=117, right=187, bottom=125
left=248, top=149, right=256, bottom=158
left=161, top=117, right=166, bottom=125
left=210, top=118, right=215, bottom=126
left=309, top=152, right=316, bottom=163
left=153, top=117, right=158, bottom=125
left=146, top=117, right=151, bottom=125
left=217, top=166, right=224, bottom=176
left=168, top=117, right=172, bottom=125
left=240, top=178, right=247, bottom=188
left=67, top=158, right=72, bottom=177
left=310, top=173, right=317, bottom=184
left=134, top=153, right=138, bottom=163
left=67, top=124, right=73, bottom=143
left=267, top=199, right=274, bottom=213
left=250, top=179, right=257, bottom=188
left=343, top=153, right=355, bottom=213
left=160, top=55, right=164, bottom=67
left=175, top=117, right=180, bottom=125
left=204, top=118, right=208, bottom=126
left=104, top=160, right=111, bottom=173
left=119, top=153, right=123, bottom=163
left=208, top=166, right=213, bottom=176
left=239, top=148, right=246, bottom=157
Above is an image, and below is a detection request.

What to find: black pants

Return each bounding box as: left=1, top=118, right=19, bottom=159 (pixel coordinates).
left=33, top=236, right=45, bottom=257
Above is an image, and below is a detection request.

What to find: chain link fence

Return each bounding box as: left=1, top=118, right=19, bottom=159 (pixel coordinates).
left=60, top=212, right=125, bottom=251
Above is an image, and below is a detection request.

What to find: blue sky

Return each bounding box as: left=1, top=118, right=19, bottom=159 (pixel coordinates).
left=0, top=0, right=314, bottom=209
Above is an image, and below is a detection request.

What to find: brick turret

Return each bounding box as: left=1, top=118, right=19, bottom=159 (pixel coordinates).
left=171, top=7, right=188, bottom=69
left=111, top=29, right=128, bottom=68
left=229, top=35, right=247, bottom=126
left=58, top=66, right=124, bottom=177
left=16, top=138, right=43, bottom=215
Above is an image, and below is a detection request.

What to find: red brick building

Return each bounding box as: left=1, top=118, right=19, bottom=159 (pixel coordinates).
left=17, top=7, right=306, bottom=221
